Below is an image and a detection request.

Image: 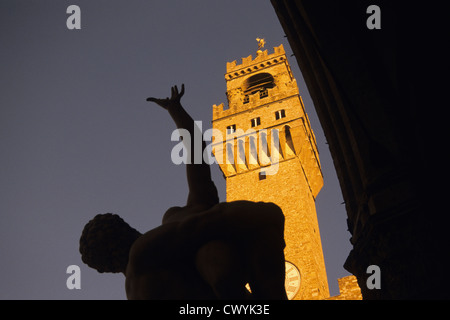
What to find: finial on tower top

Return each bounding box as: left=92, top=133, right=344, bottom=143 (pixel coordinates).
left=256, top=38, right=266, bottom=53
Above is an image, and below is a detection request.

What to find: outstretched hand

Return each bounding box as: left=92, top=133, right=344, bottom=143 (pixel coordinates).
left=146, top=84, right=185, bottom=110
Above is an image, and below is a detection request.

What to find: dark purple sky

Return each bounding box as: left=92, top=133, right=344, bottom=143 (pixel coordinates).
left=0, top=0, right=351, bottom=299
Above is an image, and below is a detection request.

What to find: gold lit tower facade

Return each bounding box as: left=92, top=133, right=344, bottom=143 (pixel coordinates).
left=212, top=44, right=329, bottom=299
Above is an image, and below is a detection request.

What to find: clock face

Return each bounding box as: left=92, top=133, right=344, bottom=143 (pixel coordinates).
left=285, top=261, right=301, bottom=300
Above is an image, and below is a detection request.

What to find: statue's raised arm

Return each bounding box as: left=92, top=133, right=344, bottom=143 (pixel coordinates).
left=147, top=84, right=219, bottom=219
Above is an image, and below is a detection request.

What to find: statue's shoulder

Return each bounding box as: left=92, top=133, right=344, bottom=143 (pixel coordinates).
left=128, top=223, right=177, bottom=271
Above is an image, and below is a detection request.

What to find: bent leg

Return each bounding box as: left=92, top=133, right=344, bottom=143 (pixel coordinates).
left=185, top=200, right=288, bottom=299
left=247, top=236, right=287, bottom=300
left=195, top=240, right=249, bottom=299
left=219, top=201, right=288, bottom=299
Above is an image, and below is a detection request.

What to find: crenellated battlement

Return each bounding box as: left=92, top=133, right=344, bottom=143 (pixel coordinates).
left=213, top=78, right=299, bottom=121
left=212, top=43, right=297, bottom=121
left=225, top=44, right=286, bottom=79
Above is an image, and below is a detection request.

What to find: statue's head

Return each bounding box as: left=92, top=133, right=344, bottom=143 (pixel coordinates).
left=79, top=213, right=141, bottom=273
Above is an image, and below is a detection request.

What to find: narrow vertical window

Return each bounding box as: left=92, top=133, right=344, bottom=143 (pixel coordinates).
left=226, top=124, right=236, bottom=134
left=275, top=109, right=286, bottom=120
left=251, top=117, right=261, bottom=128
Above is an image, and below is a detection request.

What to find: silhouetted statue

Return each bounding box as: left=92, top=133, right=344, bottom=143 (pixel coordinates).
left=79, top=85, right=287, bottom=300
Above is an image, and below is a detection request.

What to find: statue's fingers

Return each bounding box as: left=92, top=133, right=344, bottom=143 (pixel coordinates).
left=180, top=84, right=185, bottom=97
left=146, top=97, right=168, bottom=106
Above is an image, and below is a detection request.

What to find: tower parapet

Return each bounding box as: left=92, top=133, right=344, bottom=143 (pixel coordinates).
left=226, top=44, right=287, bottom=76
left=213, top=44, right=298, bottom=121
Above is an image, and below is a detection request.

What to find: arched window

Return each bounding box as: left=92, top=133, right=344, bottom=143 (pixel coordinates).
left=243, top=73, right=275, bottom=100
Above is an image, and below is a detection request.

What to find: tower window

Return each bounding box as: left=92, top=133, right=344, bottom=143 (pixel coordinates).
left=260, top=88, right=269, bottom=98
left=226, top=124, right=236, bottom=134
left=243, top=73, right=275, bottom=98
left=275, top=109, right=286, bottom=120
left=259, top=171, right=266, bottom=180
left=251, top=117, right=261, bottom=127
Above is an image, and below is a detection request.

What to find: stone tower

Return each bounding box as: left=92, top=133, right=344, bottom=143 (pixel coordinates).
left=211, top=44, right=329, bottom=299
